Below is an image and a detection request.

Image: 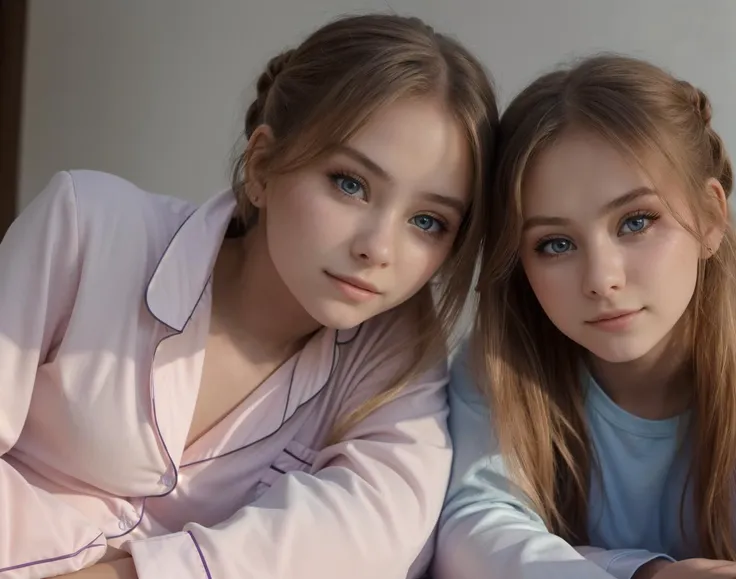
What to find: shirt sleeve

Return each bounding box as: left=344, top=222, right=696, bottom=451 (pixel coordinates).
left=432, top=343, right=617, bottom=579
left=0, top=172, right=108, bottom=578
left=575, top=546, right=675, bottom=579
left=127, top=311, right=452, bottom=579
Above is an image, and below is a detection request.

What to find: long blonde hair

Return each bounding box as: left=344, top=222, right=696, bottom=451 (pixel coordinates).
left=231, top=14, right=499, bottom=438
left=474, top=54, right=736, bottom=557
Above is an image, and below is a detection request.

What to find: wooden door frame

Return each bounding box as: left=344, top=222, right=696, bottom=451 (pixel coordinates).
left=0, top=0, right=27, bottom=238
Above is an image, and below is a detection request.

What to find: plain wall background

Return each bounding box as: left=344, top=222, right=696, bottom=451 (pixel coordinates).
left=19, top=0, right=736, bottom=207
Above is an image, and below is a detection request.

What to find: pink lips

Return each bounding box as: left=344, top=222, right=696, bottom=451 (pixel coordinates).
left=585, top=308, right=644, bottom=331
left=325, top=271, right=381, bottom=303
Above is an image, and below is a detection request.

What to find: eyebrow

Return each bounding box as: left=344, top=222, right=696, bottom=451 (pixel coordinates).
left=334, top=145, right=393, bottom=182
left=522, top=186, right=658, bottom=231
left=423, top=192, right=467, bottom=219
left=333, top=145, right=468, bottom=218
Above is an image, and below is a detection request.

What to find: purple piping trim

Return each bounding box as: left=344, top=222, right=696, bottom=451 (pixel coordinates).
left=180, top=333, right=341, bottom=469
left=186, top=531, right=213, bottom=579
left=143, top=206, right=201, bottom=333
left=142, top=212, right=213, bottom=500
left=283, top=448, right=312, bottom=466
left=149, top=346, right=180, bottom=500
left=1, top=209, right=206, bottom=575
left=0, top=533, right=105, bottom=573
left=336, top=322, right=364, bottom=345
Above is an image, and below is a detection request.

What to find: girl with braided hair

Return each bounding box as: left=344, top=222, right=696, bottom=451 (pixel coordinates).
left=437, top=54, right=736, bottom=579
left=0, top=13, right=498, bottom=579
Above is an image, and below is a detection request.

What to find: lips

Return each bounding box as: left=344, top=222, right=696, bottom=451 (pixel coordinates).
left=586, top=308, right=642, bottom=324
left=325, top=272, right=381, bottom=294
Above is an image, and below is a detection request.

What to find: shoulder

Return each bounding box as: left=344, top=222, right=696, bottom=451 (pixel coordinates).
left=64, top=170, right=196, bottom=244
left=33, top=170, right=205, bottom=272
left=29, top=171, right=211, bottom=308
left=448, top=339, right=487, bottom=411
left=341, top=301, right=447, bottom=370
left=331, top=300, right=449, bottom=402
left=14, top=170, right=196, bottom=260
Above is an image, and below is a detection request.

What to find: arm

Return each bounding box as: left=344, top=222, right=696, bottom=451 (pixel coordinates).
left=126, top=321, right=452, bottom=579
left=57, top=553, right=669, bottom=579
left=0, top=173, right=108, bottom=578
left=433, top=344, right=617, bottom=579
left=576, top=546, right=675, bottom=579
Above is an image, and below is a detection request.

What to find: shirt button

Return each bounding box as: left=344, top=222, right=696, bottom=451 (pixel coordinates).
left=159, top=473, right=175, bottom=488
left=118, top=517, right=132, bottom=531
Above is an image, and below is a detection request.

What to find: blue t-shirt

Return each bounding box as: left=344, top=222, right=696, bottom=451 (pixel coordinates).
left=433, top=343, right=694, bottom=579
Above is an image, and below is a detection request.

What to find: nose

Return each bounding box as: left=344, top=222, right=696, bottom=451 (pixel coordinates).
left=582, top=237, right=625, bottom=298
left=350, top=214, right=396, bottom=268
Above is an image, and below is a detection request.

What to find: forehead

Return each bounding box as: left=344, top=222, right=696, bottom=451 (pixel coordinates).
left=523, top=130, right=663, bottom=215
left=346, top=97, right=473, bottom=196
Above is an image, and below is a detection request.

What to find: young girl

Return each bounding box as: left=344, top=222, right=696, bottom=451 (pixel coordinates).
left=0, top=14, right=498, bottom=579
left=435, top=55, right=736, bottom=579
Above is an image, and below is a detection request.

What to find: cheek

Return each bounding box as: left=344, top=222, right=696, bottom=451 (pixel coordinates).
left=267, top=180, right=347, bottom=249
left=522, top=257, right=576, bottom=318
left=629, top=228, right=701, bottom=289
left=410, top=250, right=445, bottom=287
left=274, top=181, right=318, bottom=227
left=398, top=233, right=457, bottom=290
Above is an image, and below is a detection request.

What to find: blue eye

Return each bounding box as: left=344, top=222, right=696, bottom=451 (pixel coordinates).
left=332, top=175, right=366, bottom=199
left=537, top=238, right=574, bottom=255
left=411, top=214, right=444, bottom=234
left=620, top=214, right=652, bottom=234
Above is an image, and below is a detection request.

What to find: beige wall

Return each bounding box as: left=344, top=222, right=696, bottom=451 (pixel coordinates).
left=20, top=0, right=736, bottom=207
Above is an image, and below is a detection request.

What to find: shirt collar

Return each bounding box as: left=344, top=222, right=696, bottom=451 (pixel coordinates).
left=146, top=189, right=236, bottom=332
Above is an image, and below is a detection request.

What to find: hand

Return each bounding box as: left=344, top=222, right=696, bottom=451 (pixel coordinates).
left=635, top=558, right=736, bottom=579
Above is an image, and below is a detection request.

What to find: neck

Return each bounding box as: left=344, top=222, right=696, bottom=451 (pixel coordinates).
left=589, top=323, right=692, bottom=420
left=211, top=220, right=321, bottom=360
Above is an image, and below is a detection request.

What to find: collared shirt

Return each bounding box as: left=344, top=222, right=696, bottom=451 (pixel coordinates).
left=0, top=171, right=451, bottom=579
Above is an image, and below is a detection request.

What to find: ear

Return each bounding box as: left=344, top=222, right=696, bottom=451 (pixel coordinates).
left=702, top=177, right=729, bottom=258
left=244, top=125, right=275, bottom=208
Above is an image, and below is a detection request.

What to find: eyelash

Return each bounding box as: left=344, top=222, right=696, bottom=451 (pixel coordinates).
left=413, top=213, right=449, bottom=238
left=620, top=210, right=661, bottom=235
left=533, top=210, right=661, bottom=257
left=326, top=169, right=450, bottom=238
left=328, top=170, right=369, bottom=199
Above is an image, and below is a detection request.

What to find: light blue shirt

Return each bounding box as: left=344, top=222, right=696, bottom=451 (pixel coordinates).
left=434, top=344, right=694, bottom=579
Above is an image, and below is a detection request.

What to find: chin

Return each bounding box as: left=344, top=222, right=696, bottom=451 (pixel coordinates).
left=584, top=339, right=659, bottom=365
left=304, top=301, right=378, bottom=331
